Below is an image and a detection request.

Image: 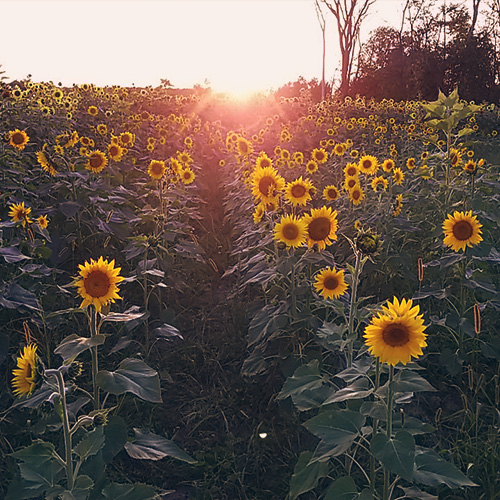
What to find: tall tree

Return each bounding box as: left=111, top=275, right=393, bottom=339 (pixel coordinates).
left=321, top=0, right=376, bottom=97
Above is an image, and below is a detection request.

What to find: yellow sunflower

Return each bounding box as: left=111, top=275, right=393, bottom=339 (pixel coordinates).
left=118, top=131, right=135, bottom=148
left=314, top=267, right=348, bottom=299
left=311, top=147, right=328, bottom=164
left=88, top=105, right=98, bottom=116
left=251, top=166, right=285, bottom=203
left=344, top=163, right=359, bottom=178
left=253, top=203, right=266, bottom=224
left=323, top=184, right=340, bottom=202
left=9, top=201, right=33, bottom=227
left=8, top=129, right=29, bottom=150
left=348, top=184, right=365, bottom=206
left=12, top=344, right=41, bottom=397
left=443, top=210, right=483, bottom=252
left=256, top=153, right=273, bottom=169
left=303, top=206, right=338, bottom=250
left=274, top=214, right=307, bottom=248
left=305, top=160, right=319, bottom=174
left=177, top=150, right=193, bottom=165
left=37, top=215, right=49, bottom=229
left=148, top=160, right=166, bottom=180
left=285, top=177, right=313, bottom=206
left=86, top=150, right=108, bottom=173
left=343, top=176, right=358, bottom=192
left=236, top=137, right=253, bottom=156
left=108, top=143, right=125, bottom=162
left=371, top=176, right=388, bottom=192
left=36, top=150, right=57, bottom=176
left=75, top=256, right=124, bottom=313
left=463, top=160, right=477, bottom=175
left=333, top=143, right=346, bottom=156
left=180, top=167, right=195, bottom=185
left=364, top=297, right=427, bottom=366
left=358, top=155, right=378, bottom=175
left=450, top=148, right=462, bottom=167
left=393, top=167, right=404, bottom=185
left=392, top=194, right=403, bottom=216
left=406, top=157, right=416, bottom=170
left=381, top=159, right=395, bottom=173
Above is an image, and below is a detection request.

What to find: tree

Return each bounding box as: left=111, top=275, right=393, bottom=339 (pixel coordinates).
left=321, top=0, right=376, bottom=97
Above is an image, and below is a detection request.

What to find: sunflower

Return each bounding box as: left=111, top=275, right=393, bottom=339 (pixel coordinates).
left=371, top=176, right=388, bottom=191
left=177, top=150, right=193, bottom=165
left=450, top=148, right=462, bottom=167
left=108, top=143, right=124, bottom=162
left=12, top=344, right=41, bottom=397
left=463, top=160, right=477, bottom=175
left=251, top=166, right=285, bottom=203
left=358, top=155, right=378, bottom=175
left=9, top=201, right=33, bottom=227
left=118, top=131, right=135, bottom=148
left=285, top=177, right=313, bottom=206
left=253, top=203, right=266, bottom=223
left=443, top=210, right=483, bottom=252
left=314, top=267, right=348, bottom=299
left=305, top=160, right=319, bottom=174
left=392, top=194, right=403, bottom=216
left=381, top=159, right=395, bottom=173
left=406, top=157, right=416, bottom=170
left=348, top=184, right=365, bottom=205
left=393, top=167, right=404, bottom=185
left=75, top=256, right=124, bottom=313
left=180, top=167, right=195, bottom=185
left=8, top=129, right=29, bottom=150
left=343, top=163, right=359, bottom=178
left=86, top=150, right=108, bottom=173
left=236, top=137, right=253, bottom=156
left=323, top=184, right=340, bottom=201
left=311, top=147, right=328, bottom=164
left=256, top=153, right=273, bottom=169
left=303, top=206, right=338, bottom=250
left=343, top=176, right=358, bottom=191
left=333, top=143, right=346, bottom=156
left=148, top=160, right=166, bottom=180
left=97, top=124, right=107, bottom=135
left=88, top=105, right=98, bottom=116
left=37, top=215, right=49, bottom=229
left=274, top=214, right=307, bottom=248
left=364, top=297, right=427, bottom=366
left=36, top=150, right=57, bottom=176
left=293, top=151, right=304, bottom=165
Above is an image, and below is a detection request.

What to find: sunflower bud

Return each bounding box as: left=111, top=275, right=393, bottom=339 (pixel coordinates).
left=68, top=361, right=84, bottom=379
left=93, top=413, right=108, bottom=427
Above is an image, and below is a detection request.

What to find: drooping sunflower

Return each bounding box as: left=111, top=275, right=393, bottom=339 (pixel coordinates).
left=314, top=267, right=348, bottom=299
left=303, top=206, right=338, bottom=250
left=371, top=176, right=388, bottom=192
left=393, top=167, right=404, bottom=185
left=364, top=297, right=427, bottom=366
left=285, top=177, right=313, bottom=206
left=450, top=148, right=462, bottom=167
left=148, top=160, right=166, bottom=180
left=273, top=214, right=307, bottom=248
left=236, top=137, right=253, bottom=157
left=36, top=150, right=57, bottom=176
left=75, top=256, right=124, bottom=313
left=9, top=201, right=33, bottom=227
left=252, top=203, right=266, bottom=224
left=12, top=344, right=41, bottom=397
left=251, top=166, right=285, bottom=203
left=86, top=150, right=108, bottom=173
left=8, top=129, right=29, bottom=150
left=358, top=155, right=378, bottom=175
left=180, top=167, right=195, bottom=185
left=323, top=184, right=340, bottom=202
left=348, top=184, right=365, bottom=206
left=443, top=210, right=483, bottom=252
left=392, top=194, right=403, bottom=216
left=311, top=147, right=328, bottom=164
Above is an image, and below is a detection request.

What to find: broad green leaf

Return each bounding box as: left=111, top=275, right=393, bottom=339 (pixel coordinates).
left=399, top=486, right=438, bottom=499
left=102, top=415, right=128, bottom=464
left=371, top=431, right=415, bottom=481
left=324, top=476, right=358, bottom=500
left=392, top=371, right=436, bottom=393
left=54, top=334, right=106, bottom=363
left=278, top=359, right=325, bottom=400
left=292, top=384, right=332, bottom=411
left=124, top=428, right=196, bottom=463
left=335, top=357, right=373, bottom=383
left=304, top=410, right=365, bottom=462
left=0, top=282, right=42, bottom=311
left=12, top=441, right=56, bottom=464
left=288, top=451, right=329, bottom=500
left=0, top=246, right=31, bottom=263
left=393, top=415, right=435, bottom=435
left=323, top=378, right=373, bottom=404
left=102, top=483, right=156, bottom=500
left=413, top=447, right=477, bottom=488
left=96, top=358, right=162, bottom=403
left=74, top=427, right=105, bottom=460
left=52, top=475, right=94, bottom=500
left=19, top=459, right=63, bottom=490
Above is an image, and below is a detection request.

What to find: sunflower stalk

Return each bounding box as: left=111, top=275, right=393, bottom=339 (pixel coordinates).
left=370, top=359, right=381, bottom=493
left=89, top=307, right=101, bottom=410
left=347, top=249, right=363, bottom=367
left=383, top=364, right=395, bottom=500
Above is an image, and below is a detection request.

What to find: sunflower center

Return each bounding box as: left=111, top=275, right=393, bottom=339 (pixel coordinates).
left=324, top=276, right=339, bottom=290
left=260, top=159, right=271, bottom=168
left=259, top=176, right=276, bottom=197
left=308, top=217, right=330, bottom=241
left=452, top=220, right=473, bottom=241
left=110, top=146, right=119, bottom=156
left=382, top=324, right=410, bottom=347
left=291, top=184, right=306, bottom=198
left=84, top=271, right=111, bottom=298
left=328, top=189, right=337, bottom=199
left=315, top=152, right=325, bottom=161
left=362, top=159, right=372, bottom=170
left=12, top=132, right=24, bottom=144
left=347, top=167, right=357, bottom=176
left=90, top=155, right=103, bottom=168
left=347, top=179, right=356, bottom=189
left=283, top=223, right=299, bottom=240
left=352, top=190, right=361, bottom=200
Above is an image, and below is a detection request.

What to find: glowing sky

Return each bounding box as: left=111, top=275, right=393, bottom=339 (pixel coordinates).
left=1, top=0, right=403, bottom=95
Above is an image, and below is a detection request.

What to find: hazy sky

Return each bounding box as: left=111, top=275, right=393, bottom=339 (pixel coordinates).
left=0, top=0, right=404, bottom=96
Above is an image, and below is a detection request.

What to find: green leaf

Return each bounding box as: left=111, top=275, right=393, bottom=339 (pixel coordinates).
left=101, top=415, right=128, bottom=464
left=324, top=476, right=358, bottom=500
left=292, top=384, right=332, bottom=411
left=100, top=308, right=148, bottom=324
left=304, top=410, right=365, bottom=462
left=0, top=282, right=42, bottom=311
left=288, top=451, right=329, bottom=500
left=323, top=378, right=373, bottom=404
left=54, top=334, right=106, bottom=363
left=392, top=371, right=436, bottom=393
left=399, top=486, right=438, bottom=499
left=0, top=246, right=31, bottom=263
left=12, top=441, right=56, bottom=464
left=74, top=427, right=105, bottom=461
left=371, top=431, right=415, bottom=481
left=102, top=483, right=156, bottom=500
left=413, top=447, right=477, bottom=488
left=51, top=475, right=94, bottom=500
left=124, top=428, right=196, bottom=463
left=96, top=358, right=162, bottom=403
left=278, top=359, right=325, bottom=400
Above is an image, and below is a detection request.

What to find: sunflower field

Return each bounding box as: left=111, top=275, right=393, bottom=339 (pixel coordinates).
left=1, top=81, right=500, bottom=500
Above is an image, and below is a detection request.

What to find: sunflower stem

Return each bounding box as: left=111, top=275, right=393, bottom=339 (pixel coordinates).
left=383, top=364, right=395, bottom=500
left=347, top=250, right=362, bottom=367
left=370, top=359, right=381, bottom=493
left=143, top=244, right=150, bottom=356
left=89, top=307, right=100, bottom=410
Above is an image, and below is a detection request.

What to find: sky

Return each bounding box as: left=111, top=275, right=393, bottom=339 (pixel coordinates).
left=0, top=0, right=404, bottom=97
